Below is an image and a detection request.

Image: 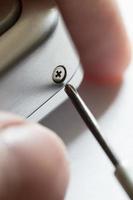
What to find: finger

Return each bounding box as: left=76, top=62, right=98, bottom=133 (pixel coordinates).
left=0, top=112, right=24, bottom=128
left=55, top=0, right=131, bottom=84
left=0, top=112, right=69, bottom=200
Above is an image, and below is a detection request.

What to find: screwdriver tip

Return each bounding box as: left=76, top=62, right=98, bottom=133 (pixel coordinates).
left=65, top=84, right=77, bottom=97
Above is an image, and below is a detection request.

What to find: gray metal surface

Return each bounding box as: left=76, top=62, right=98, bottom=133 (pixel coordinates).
left=0, top=0, right=58, bottom=72
left=0, top=13, right=83, bottom=121
left=0, top=0, right=20, bottom=35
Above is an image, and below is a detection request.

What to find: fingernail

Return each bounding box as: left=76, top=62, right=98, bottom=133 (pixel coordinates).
left=0, top=112, right=24, bottom=130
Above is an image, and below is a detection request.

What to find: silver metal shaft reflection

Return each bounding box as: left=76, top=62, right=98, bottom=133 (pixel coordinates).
left=65, top=84, right=119, bottom=167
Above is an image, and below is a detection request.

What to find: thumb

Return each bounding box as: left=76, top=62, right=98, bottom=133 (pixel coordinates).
left=0, top=112, right=69, bottom=200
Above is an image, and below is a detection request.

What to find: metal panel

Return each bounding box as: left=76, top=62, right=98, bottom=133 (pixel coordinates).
left=0, top=10, right=83, bottom=121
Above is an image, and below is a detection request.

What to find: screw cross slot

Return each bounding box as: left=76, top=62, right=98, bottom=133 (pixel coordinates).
left=52, top=65, right=67, bottom=84
left=55, top=70, right=62, bottom=78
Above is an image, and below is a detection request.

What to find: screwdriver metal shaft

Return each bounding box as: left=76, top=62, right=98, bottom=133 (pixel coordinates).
left=65, top=84, right=133, bottom=200
left=65, top=84, right=119, bottom=167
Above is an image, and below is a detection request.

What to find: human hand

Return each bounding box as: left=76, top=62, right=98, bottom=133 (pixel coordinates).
left=55, top=0, right=131, bottom=84
left=0, top=112, right=69, bottom=200
left=0, top=1, right=131, bottom=200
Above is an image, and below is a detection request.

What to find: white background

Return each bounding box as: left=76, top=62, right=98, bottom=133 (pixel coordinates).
left=43, top=1, right=133, bottom=199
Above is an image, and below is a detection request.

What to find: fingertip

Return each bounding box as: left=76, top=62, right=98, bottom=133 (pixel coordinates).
left=0, top=111, right=25, bottom=129
left=0, top=120, right=69, bottom=200
left=55, top=0, right=131, bottom=85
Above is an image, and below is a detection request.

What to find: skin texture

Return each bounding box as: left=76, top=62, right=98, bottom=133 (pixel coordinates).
left=0, top=0, right=131, bottom=199
left=55, top=0, right=131, bottom=84
left=0, top=113, right=69, bottom=200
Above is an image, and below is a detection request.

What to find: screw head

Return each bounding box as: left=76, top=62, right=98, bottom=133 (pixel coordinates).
left=52, top=65, right=67, bottom=84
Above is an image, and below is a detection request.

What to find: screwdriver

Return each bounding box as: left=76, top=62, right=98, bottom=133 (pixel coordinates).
left=65, top=84, right=133, bottom=200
